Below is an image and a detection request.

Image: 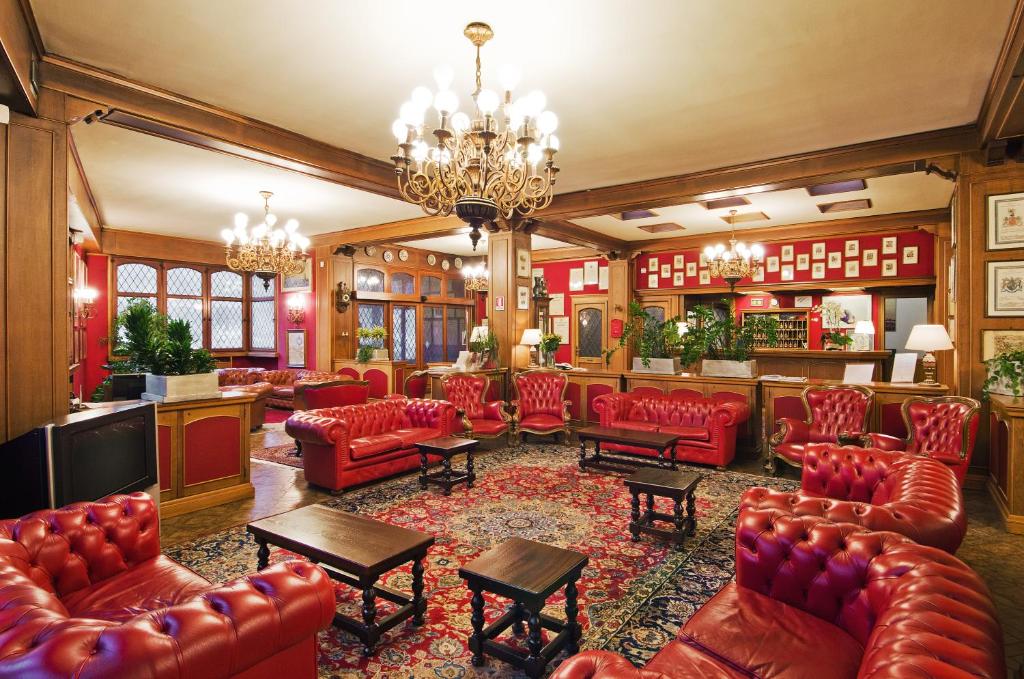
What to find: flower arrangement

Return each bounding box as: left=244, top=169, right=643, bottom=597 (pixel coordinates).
left=356, top=326, right=388, bottom=363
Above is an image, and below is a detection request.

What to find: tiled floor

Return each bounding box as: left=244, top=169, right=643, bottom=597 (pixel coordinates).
left=162, top=432, right=1024, bottom=672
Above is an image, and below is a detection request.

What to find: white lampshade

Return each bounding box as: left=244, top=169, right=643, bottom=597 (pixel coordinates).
left=470, top=326, right=488, bottom=342
left=905, top=324, right=954, bottom=352
left=520, top=329, right=542, bottom=346
left=853, top=320, right=876, bottom=335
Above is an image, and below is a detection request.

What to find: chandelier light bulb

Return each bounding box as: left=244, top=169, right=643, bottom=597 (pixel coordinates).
left=451, top=111, right=471, bottom=133
left=523, top=90, right=546, bottom=117
left=751, top=244, right=765, bottom=258
left=233, top=212, right=248, bottom=229
left=411, top=85, right=433, bottom=110
left=527, top=143, right=543, bottom=165
left=399, top=101, right=424, bottom=127
left=252, top=223, right=268, bottom=240
left=411, top=140, right=429, bottom=161
left=537, top=110, right=558, bottom=134
left=476, top=88, right=499, bottom=115
left=499, top=64, right=521, bottom=91
left=284, top=218, right=299, bottom=233
left=433, top=65, right=454, bottom=90
left=722, top=250, right=734, bottom=261
left=715, top=243, right=726, bottom=255
left=433, top=90, right=458, bottom=115
left=507, top=102, right=524, bottom=129
left=704, top=246, right=715, bottom=259
left=265, top=213, right=278, bottom=227
left=221, top=228, right=235, bottom=245
left=543, top=134, right=560, bottom=151
left=392, top=119, right=408, bottom=141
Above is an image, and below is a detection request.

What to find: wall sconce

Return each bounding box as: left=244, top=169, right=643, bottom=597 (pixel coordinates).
left=73, top=287, right=98, bottom=321
left=286, top=294, right=306, bottom=325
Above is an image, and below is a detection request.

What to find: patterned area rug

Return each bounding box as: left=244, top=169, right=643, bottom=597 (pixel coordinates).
left=250, top=442, right=302, bottom=468
left=265, top=408, right=292, bottom=424
left=166, top=443, right=796, bottom=678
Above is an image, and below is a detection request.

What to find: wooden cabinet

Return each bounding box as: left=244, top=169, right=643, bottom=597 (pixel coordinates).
left=989, top=395, right=1024, bottom=534
left=563, top=371, right=622, bottom=426
left=334, top=359, right=409, bottom=398
left=741, top=309, right=809, bottom=349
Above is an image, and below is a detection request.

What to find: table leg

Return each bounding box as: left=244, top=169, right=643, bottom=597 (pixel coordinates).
left=469, top=583, right=485, bottom=667
left=511, top=601, right=526, bottom=636
left=645, top=493, right=655, bottom=523
left=673, top=497, right=685, bottom=546
left=565, top=579, right=581, bottom=656
left=686, top=490, right=697, bottom=536
left=442, top=455, right=453, bottom=497
left=525, top=606, right=544, bottom=678
left=419, top=450, right=428, bottom=490
left=255, top=537, right=270, bottom=570
left=578, top=438, right=588, bottom=470
left=361, top=580, right=378, bottom=657
left=411, top=557, right=425, bottom=626
left=629, top=491, right=641, bottom=542
left=466, top=449, right=475, bottom=488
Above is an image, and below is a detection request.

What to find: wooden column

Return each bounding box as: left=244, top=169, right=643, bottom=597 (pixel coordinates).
left=314, top=245, right=333, bottom=371
left=605, top=258, right=631, bottom=373
left=487, top=230, right=532, bottom=369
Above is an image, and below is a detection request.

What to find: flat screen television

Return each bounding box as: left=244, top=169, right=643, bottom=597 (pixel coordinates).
left=0, top=402, right=158, bottom=518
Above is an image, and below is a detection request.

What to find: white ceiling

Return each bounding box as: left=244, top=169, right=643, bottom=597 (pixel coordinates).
left=72, top=122, right=423, bottom=239
left=34, top=0, right=1014, bottom=194
left=400, top=233, right=572, bottom=257
left=571, top=172, right=955, bottom=241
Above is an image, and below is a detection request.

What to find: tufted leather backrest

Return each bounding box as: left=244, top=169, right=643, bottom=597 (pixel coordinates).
left=804, top=386, right=872, bottom=440
left=216, top=367, right=265, bottom=386
left=403, top=371, right=430, bottom=398
left=514, top=371, right=568, bottom=417
left=904, top=397, right=980, bottom=462
left=309, top=400, right=411, bottom=438
left=625, top=396, right=716, bottom=427
left=442, top=374, right=487, bottom=419
left=0, top=494, right=160, bottom=599
left=260, top=369, right=296, bottom=386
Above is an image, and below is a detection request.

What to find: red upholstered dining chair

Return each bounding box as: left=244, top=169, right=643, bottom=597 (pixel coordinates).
left=766, top=384, right=874, bottom=474
left=861, top=396, right=981, bottom=484
left=441, top=373, right=511, bottom=443
left=511, top=369, right=571, bottom=443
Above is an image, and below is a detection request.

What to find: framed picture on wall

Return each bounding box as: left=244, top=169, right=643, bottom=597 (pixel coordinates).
left=516, top=250, right=532, bottom=278
left=686, top=261, right=697, bottom=276
left=827, top=252, right=842, bottom=268
left=983, top=329, right=1024, bottom=359
left=648, top=273, right=659, bottom=288
left=987, top=192, right=1024, bottom=250
left=517, top=285, right=530, bottom=310
left=820, top=294, right=871, bottom=329
left=751, top=266, right=765, bottom=282
left=902, top=246, right=919, bottom=265
left=844, top=240, right=859, bottom=257
left=699, top=270, right=710, bottom=285
left=988, top=260, right=1024, bottom=316
left=812, top=242, right=826, bottom=259
left=648, top=257, right=658, bottom=270
left=699, top=252, right=708, bottom=267
left=780, top=264, right=794, bottom=281
left=673, top=271, right=685, bottom=286
left=282, top=258, right=313, bottom=292
left=882, top=259, right=898, bottom=276
left=882, top=236, right=897, bottom=254
left=781, top=245, right=794, bottom=262
left=796, top=253, right=810, bottom=270
left=845, top=260, right=859, bottom=278
left=863, top=249, right=878, bottom=267
left=749, top=297, right=765, bottom=307
left=766, top=256, right=780, bottom=273
left=812, top=262, right=825, bottom=279
left=660, top=264, right=671, bottom=278
left=673, top=254, right=685, bottom=269
left=286, top=329, right=306, bottom=368
left=794, top=295, right=812, bottom=308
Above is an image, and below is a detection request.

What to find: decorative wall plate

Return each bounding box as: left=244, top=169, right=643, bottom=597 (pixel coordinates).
left=454, top=257, right=463, bottom=268
left=398, top=249, right=410, bottom=262
left=441, top=259, right=451, bottom=271
left=383, top=250, right=394, bottom=263
left=427, top=254, right=437, bottom=266
left=364, top=245, right=377, bottom=257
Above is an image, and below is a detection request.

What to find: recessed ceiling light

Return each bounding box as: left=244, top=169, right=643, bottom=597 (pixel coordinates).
left=818, top=199, right=872, bottom=213
left=637, top=222, right=685, bottom=234
left=615, top=209, right=659, bottom=220
left=718, top=211, right=769, bottom=223
left=700, top=196, right=751, bottom=210
left=806, top=179, right=867, bottom=196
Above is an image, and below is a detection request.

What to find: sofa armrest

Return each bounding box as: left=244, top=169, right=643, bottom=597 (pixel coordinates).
left=563, top=400, right=573, bottom=424
left=864, top=432, right=906, bottom=451
left=550, top=651, right=670, bottom=679
left=592, top=393, right=631, bottom=427
left=284, top=411, right=348, bottom=448
left=482, top=400, right=510, bottom=422
left=708, top=401, right=746, bottom=428
left=771, top=417, right=811, bottom=445
left=404, top=399, right=458, bottom=432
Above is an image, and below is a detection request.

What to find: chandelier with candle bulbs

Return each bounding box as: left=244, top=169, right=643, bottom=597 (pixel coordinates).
left=703, top=210, right=765, bottom=290
left=389, top=21, right=561, bottom=251
left=462, top=262, right=489, bottom=292
left=221, top=191, right=310, bottom=276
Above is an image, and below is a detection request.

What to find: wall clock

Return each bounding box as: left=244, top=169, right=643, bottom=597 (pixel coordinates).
left=427, top=254, right=437, bottom=266
left=454, top=257, right=463, bottom=268
left=398, top=249, right=409, bottom=262
left=364, top=245, right=377, bottom=257
left=383, top=250, right=394, bottom=263
left=441, top=259, right=451, bottom=271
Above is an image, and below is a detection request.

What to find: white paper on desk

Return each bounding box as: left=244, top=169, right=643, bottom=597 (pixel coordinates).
left=891, top=353, right=918, bottom=383
left=843, top=363, right=875, bottom=384
left=552, top=316, right=570, bottom=342
left=569, top=268, right=584, bottom=291
left=584, top=260, right=599, bottom=285
left=549, top=293, right=565, bottom=316
left=598, top=266, right=609, bottom=290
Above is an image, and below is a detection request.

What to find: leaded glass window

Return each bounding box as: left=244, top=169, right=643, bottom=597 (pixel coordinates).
left=446, top=277, right=466, bottom=298
left=356, top=268, right=385, bottom=293
left=577, top=308, right=603, bottom=358
left=422, top=275, right=441, bottom=297
left=391, top=272, right=415, bottom=295
left=423, top=306, right=443, bottom=363
left=250, top=274, right=276, bottom=350
left=165, top=267, right=204, bottom=348
left=358, top=304, right=385, bottom=347
left=445, top=306, right=468, bottom=361
left=393, top=305, right=417, bottom=362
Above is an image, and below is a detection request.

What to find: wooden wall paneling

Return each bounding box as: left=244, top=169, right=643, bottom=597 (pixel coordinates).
left=66, top=133, right=101, bottom=249
left=0, top=0, right=40, bottom=113
left=332, top=253, right=354, bottom=360
left=314, top=246, right=332, bottom=371
left=487, top=231, right=531, bottom=369
left=0, top=119, right=6, bottom=442
left=606, top=259, right=631, bottom=373
left=977, top=0, right=1024, bottom=143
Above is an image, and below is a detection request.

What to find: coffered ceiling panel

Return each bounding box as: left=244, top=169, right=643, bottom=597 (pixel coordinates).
left=399, top=233, right=572, bottom=257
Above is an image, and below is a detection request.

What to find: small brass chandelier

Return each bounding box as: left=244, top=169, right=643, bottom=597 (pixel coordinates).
left=221, top=191, right=310, bottom=276
left=462, top=262, right=489, bottom=292
left=389, top=21, right=561, bottom=250
left=703, top=210, right=765, bottom=290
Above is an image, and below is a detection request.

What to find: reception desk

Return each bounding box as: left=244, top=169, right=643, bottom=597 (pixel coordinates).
left=989, top=395, right=1024, bottom=534
left=752, top=349, right=891, bottom=381
left=157, top=391, right=254, bottom=518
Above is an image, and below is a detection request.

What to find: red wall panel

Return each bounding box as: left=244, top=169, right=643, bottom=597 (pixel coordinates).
left=533, top=257, right=610, bottom=363
left=184, top=415, right=241, bottom=485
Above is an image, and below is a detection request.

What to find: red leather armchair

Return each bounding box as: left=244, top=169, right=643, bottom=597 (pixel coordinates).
left=441, top=373, right=511, bottom=443
left=862, top=395, right=981, bottom=484
left=217, top=368, right=273, bottom=430
left=261, top=369, right=339, bottom=409
left=765, top=384, right=874, bottom=473
left=550, top=510, right=1004, bottom=679
left=0, top=493, right=335, bottom=679
left=511, top=370, right=572, bottom=443
left=400, top=370, right=431, bottom=398
left=742, top=444, right=966, bottom=552
left=286, top=398, right=459, bottom=491
left=592, top=392, right=748, bottom=468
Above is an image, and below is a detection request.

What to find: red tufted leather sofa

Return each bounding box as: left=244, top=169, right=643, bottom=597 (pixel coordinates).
left=216, top=368, right=273, bottom=430
left=511, top=370, right=572, bottom=442
left=285, top=398, right=459, bottom=491
left=741, top=444, right=966, bottom=552
left=550, top=509, right=1005, bottom=679
left=766, top=384, right=874, bottom=473
left=592, top=392, right=749, bottom=468
left=0, top=493, right=336, bottom=679
left=260, top=369, right=340, bottom=410
left=441, top=373, right=511, bottom=443
left=862, top=396, right=981, bottom=485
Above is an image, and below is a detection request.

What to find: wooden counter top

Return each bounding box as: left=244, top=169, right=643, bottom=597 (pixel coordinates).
left=753, top=349, right=891, bottom=360
left=759, top=377, right=948, bottom=394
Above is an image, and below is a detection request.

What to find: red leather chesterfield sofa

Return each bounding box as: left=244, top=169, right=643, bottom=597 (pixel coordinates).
left=550, top=509, right=1004, bottom=679
left=217, top=367, right=273, bottom=430
left=742, top=444, right=967, bottom=553
left=0, top=493, right=335, bottom=679
left=261, top=369, right=339, bottom=410
left=592, top=392, right=748, bottom=468
left=285, top=398, right=458, bottom=491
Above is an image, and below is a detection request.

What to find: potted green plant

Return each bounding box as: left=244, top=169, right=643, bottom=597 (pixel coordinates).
left=679, top=299, right=779, bottom=378
left=539, top=332, right=562, bottom=367
left=984, top=350, right=1024, bottom=397
left=814, top=302, right=852, bottom=350
left=605, top=301, right=686, bottom=374
left=356, top=326, right=389, bottom=361
left=820, top=330, right=853, bottom=351
left=469, top=328, right=499, bottom=367
left=115, top=299, right=218, bottom=403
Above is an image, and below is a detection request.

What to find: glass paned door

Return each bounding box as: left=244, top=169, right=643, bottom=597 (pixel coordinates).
left=445, top=306, right=469, bottom=361
left=572, top=299, right=607, bottom=366
left=393, top=304, right=417, bottom=362
left=423, top=306, right=444, bottom=364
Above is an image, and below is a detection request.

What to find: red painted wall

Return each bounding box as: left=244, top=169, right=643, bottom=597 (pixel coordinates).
left=277, top=265, right=317, bottom=369
left=533, top=257, right=610, bottom=363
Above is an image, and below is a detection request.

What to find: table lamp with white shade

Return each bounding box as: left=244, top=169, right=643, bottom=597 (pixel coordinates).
left=905, top=324, right=954, bottom=385
left=853, top=320, right=875, bottom=351
left=520, top=328, right=543, bottom=367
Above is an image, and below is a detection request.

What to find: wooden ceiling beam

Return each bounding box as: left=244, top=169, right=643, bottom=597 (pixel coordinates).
left=530, top=219, right=628, bottom=254
left=309, top=215, right=466, bottom=249
left=0, top=0, right=42, bottom=113
left=977, top=0, right=1024, bottom=144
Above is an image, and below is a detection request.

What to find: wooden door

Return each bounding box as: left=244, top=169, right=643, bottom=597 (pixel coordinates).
left=571, top=297, right=608, bottom=367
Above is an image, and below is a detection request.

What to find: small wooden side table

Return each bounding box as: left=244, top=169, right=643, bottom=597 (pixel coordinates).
left=458, top=537, right=588, bottom=678
left=416, top=436, right=478, bottom=496
left=624, top=468, right=701, bottom=548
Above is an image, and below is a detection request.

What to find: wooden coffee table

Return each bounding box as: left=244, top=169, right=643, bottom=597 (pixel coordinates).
left=246, top=504, right=434, bottom=656
left=458, top=537, right=588, bottom=678
left=416, top=436, right=478, bottom=496
left=624, top=468, right=701, bottom=548
left=577, top=426, right=682, bottom=473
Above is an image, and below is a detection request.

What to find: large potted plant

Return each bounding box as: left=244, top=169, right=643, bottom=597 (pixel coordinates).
left=605, top=301, right=686, bottom=374
left=984, top=350, right=1024, bottom=397
left=115, top=299, right=218, bottom=403
left=356, top=326, right=389, bottom=360
left=679, top=299, right=779, bottom=378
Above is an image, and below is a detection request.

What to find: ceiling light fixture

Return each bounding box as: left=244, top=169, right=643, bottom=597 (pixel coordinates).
left=221, top=191, right=309, bottom=277
left=389, top=21, right=561, bottom=251
left=703, top=210, right=765, bottom=290
left=462, top=262, right=489, bottom=292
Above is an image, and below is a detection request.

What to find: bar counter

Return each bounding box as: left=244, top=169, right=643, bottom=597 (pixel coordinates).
left=752, top=349, right=891, bottom=380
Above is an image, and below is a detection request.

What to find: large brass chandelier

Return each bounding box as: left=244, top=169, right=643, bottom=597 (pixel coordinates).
left=389, top=21, right=561, bottom=250
left=462, top=262, right=489, bottom=292
left=221, top=191, right=310, bottom=276
left=703, top=210, right=765, bottom=290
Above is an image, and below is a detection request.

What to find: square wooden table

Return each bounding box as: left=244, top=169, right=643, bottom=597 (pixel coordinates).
left=246, top=504, right=434, bottom=656
left=416, top=435, right=478, bottom=496
left=624, top=468, right=701, bottom=548
left=458, top=537, right=588, bottom=678
left=576, top=426, right=682, bottom=473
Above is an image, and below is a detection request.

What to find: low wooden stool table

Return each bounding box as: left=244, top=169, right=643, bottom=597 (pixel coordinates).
left=458, top=537, right=588, bottom=678
left=624, top=468, right=701, bottom=548
left=416, top=435, right=478, bottom=496
left=246, top=504, right=434, bottom=657
left=577, top=426, right=682, bottom=473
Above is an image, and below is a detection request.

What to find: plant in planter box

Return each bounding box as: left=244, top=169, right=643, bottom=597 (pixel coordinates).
left=469, top=329, right=499, bottom=367
left=356, top=326, right=389, bottom=361
left=984, top=350, right=1024, bottom=397
left=540, top=332, right=562, bottom=366
left=679, top=299, right=779, bottom=378
left=604, top=301, right=685, bottom=373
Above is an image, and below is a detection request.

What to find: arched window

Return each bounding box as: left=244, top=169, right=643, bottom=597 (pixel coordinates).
left=391, top=272, right=415, bottom=295
left=421, top=275, right=441, bottom=297
left=577, top=307, right=604, bottom=359
left=250, top=275, right=276, bottom=350
left=115, top=262, right=159, bottom=342
left=210, top=271, right=243, bottom=350
left=165, top=267, right=204, bottom=348
left=356, top=268, right=385, bottom=293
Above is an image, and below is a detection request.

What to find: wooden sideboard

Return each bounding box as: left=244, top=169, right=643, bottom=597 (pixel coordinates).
left=989, top=395, right=1024, bottom=534
left=333, top=359, right=409, bottom=398
left=157, top=391, right=254, bottom=519
left=563, top=370, right=623, bottom=427
left=752, top=349, right=891, bottom=381
left=427, top=367, right=509, bottom=402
